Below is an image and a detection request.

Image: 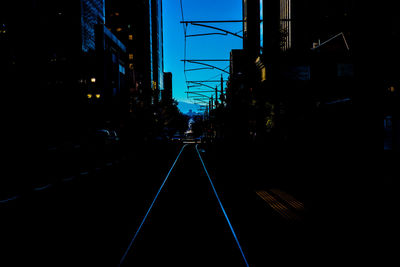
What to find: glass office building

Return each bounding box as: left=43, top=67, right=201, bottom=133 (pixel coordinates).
left=152, top=0, right=164, bottom=102
left=106, top=0, right=164, bottom=106
left=81, top=0, right=105, bottom=52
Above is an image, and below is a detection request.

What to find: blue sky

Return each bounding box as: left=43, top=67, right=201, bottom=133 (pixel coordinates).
left=163, top=0, right=243, bottom=111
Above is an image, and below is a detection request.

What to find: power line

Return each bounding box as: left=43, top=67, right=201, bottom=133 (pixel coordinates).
left=180, top=3, right=240, bottom=106
left=181, top=20, right=245, bottom=23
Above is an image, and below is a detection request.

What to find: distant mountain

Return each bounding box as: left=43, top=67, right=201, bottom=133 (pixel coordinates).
left=177, top=101, right=203, bottom=115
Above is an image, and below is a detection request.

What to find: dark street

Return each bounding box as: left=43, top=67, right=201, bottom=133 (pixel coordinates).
left=1, top=0, right=397, bottom=266
left=1, top=140, right=379, bottom=266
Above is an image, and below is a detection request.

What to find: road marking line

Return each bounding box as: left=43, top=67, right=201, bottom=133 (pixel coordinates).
left=196, top=144, right=250, bottom=267
left=257, top=191, right=291, bottom=219
left=0, top=195, right=20, bottom=203
left=63, top=176, right=76, bottom=182
left=270, top=188, right=304, bottom=211
left=33, top=184, right=53, bottom=191
left=256, top=190, right=300, bottom=221
left=119, top=144, right=188, bottom=266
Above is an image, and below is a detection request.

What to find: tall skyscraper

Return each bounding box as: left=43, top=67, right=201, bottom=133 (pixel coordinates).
left=1, top=0, right=124, bottom=145
left=258, top=0, right=354, bottom=55
left=152, top=0, right=164, bottom=104
left=81, top=0, right=105, bottom=52
left=107, top=0, right=164, bottom=107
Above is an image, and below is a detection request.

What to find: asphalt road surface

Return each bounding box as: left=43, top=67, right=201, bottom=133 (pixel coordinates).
left=1, top=143, right=250, bottom=266
left=1, top=142, right=378, bottom=266
left=119, top=144, right=249, bottom=266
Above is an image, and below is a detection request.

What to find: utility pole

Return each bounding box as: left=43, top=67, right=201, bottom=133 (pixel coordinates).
left=220, top=74, right=224, bottom=104
left=215, top=86, right=219, bottom=107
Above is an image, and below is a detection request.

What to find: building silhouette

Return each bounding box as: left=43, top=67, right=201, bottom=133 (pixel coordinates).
left=95, top=24, right=128, bottom=127
left=1, top=0, right=134, bottom=144
left=226, top=0, right=356, bottom=147
left=162, top=72, right=173, bottom=104
left=384, top=6, right=400, bottom=161
left=106, top=0, right=164, bottom=108
left=152, top=0, right=165, bottom=105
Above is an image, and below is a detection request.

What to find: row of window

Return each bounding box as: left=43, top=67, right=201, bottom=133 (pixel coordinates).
left=257, top=0, right=292, bottom=52
left=384, top=116, right=393, bottom=150
left=1, top=25, right=6, bottom=34
left=114, top=27, right=134, bottom=41
left=280, top=0, right=292, bottom=51
left=384, top=116, right=393, bottom=129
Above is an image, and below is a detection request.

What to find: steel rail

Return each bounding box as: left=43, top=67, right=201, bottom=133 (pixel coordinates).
left=118, top=144, right=189, bottom=266
left=195, top=144, right=250, bottom=267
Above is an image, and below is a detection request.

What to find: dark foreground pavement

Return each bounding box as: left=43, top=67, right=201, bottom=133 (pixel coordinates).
left=120, top=144, right=248, bottom=266
left=0, top=141, right=391, bottom=266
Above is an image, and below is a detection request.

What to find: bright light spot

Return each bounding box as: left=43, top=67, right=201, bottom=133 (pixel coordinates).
left=87, top=94, right=93, bottom=99
left=95, top=94, right=101, bottom=99
left=91, top=77, right=96, bottom=83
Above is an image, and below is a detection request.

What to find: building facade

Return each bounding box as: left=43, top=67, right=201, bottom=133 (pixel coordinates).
left=95, top=24, right=128, bottom=126
left=384, top=5, right=400, bottom=162
left=152, top=0, right=165, bottom=104
left=228, top=0, right=356, bottom=146
left=106, top=0, right=164, bottom=108
left=1, top=0, right=135, bottom=143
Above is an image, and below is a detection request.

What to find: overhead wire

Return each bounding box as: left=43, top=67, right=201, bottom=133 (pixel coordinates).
left=180, top=1, right=238, bottom=107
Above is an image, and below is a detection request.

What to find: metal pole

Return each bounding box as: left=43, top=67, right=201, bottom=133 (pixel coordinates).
left=215, top=86, right=219, bottom=107
left=220, top=74, right=224, bottom=104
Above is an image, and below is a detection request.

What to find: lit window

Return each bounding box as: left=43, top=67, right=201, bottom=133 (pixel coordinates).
left=115, top=12, right=120, bottom=16
left=95, top=94, right=101, bottom=99
left=119, top=64, right=125, bottom=74
left=87, top=94, right=93, bottom=99
left=129, top=34, right=133, bottom=41
left=129, top=54, right=134, bottom=60
left=129, top=63, right=134, bottom=70
left=116, top=28, right=123, bottom=32
left=1, top=23, right=6, bottom=34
